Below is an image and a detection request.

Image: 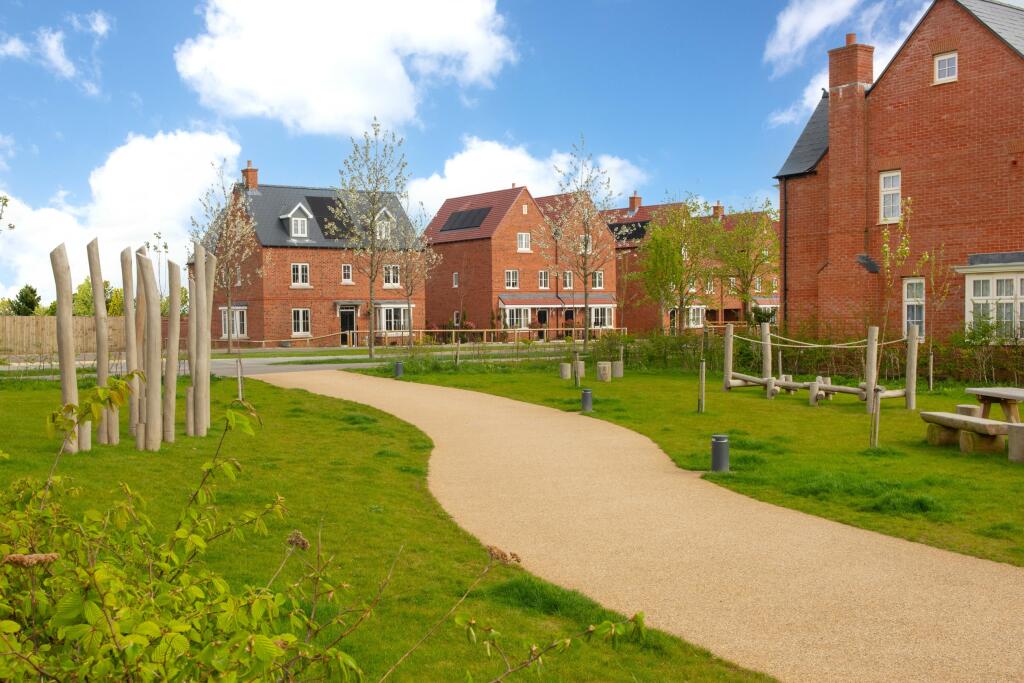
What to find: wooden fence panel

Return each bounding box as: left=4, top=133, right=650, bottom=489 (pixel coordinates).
left=0, top=316, right=128, bottom=356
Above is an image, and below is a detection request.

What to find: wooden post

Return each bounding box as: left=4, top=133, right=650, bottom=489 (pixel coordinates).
left=454, top=337, right=461, bottom=368
left=187, top=275, right=197, bottom=436
left=777, top=348, right=783, bottom=378
left=163, top=262, right=181, bottom=443
left=135, top=247, right=148, bottom=428
left=137, top=253, right=162, bottom=452
left=760, top=322, right=772, bottom=379
left=573, top=351, right=581, bottom=388
left=698, top=359, right=706, bottom=413
left=723, top=323, right=734, bottom=391
left=865, top=326, right=879, bottom=414
left=203, top=253, right=217, bottom=433
left=809, top=379, right=820, bottom=406
left=235, top=357, right=244, bottom=400
left=50, top=244, right=79, bottom=454
left=905, top=325, right=918, bottom=411
left=193, top=243, right=209, bottom=437
left=121, top=248, right=139, bottom=436
left=87, top=239, right=110, bottom=445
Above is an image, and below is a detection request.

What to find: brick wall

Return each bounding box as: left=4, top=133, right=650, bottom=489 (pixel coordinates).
left=425, top=238, right=493, bottom=329
left=783, top=0, right=1024, bottom=339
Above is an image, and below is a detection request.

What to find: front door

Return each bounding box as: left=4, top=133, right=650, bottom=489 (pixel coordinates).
left=339, top=308, right=356, bottom=345
left=536, top=309, right=548, bottom=340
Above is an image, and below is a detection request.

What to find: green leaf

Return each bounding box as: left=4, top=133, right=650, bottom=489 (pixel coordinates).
left=0, top=620, right=20, bottom=633
left=134, top=621, right=161, bottom=638
left=251, top=634, right=282, bottom=662
left=83, top=601, right=103, bottom=626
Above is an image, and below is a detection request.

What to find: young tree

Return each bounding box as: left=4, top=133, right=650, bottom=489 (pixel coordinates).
left=395, top=226, right=442, bottom=347
left=635, top=197, right=719, bottom=334
left=11, top=284, right=41, bottom=315
left=537, top=137, right=618, bottom=348
left=0, top=194, right=12, bottom=233
left=713, top=199, right=779, bottom=323
left=326, top=118, right=406, bottom=359
left=71, top=277, right=111, bottom=316
left=191, top=161, right=260, bottom=354
left=916, top=244, right=955, bottom=391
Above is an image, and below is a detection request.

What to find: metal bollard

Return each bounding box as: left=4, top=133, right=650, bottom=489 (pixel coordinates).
left=394, top=361, right=404, bottom=378
left=711, top=434, right=729, bottom=472
left=581, top=389, right=593, bottom=413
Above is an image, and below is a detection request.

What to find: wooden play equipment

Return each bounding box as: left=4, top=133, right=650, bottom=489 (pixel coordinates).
left=49, top=239, right=214, bottom=452
left=723, top=322, right=917, bottom=411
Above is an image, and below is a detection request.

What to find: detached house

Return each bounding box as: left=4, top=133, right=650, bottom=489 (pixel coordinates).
left=603, top=194, right=781, bottom=333
left=777, top=0, right=1024, bottom=339
left=424, top=185, right=618, bottom=334
left=211, top=162, right=421, bottom=347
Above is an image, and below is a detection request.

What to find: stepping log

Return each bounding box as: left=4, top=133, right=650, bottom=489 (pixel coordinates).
left=597, top=362, right=612, bottom=382
left=559, top=363, right=571, bottom=380
left=611, top=360, right=624, bottom=379
left=1009, top=424, right=1024, bottom=463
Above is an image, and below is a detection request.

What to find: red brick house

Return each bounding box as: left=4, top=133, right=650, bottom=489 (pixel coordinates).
left=211, top=163, right=423, bottom=347
left=776, top=0, right=1024, bottom=340
left=603, top=194, right=781, bottom=333
left=424, top=185, right=618, bottom=335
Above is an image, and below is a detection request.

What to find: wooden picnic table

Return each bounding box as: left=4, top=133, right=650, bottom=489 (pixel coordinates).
left=966, top=387, right=1024, bottom=424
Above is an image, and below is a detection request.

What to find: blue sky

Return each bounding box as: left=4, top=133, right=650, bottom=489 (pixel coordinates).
left=0, top=0, right=974, bottom=298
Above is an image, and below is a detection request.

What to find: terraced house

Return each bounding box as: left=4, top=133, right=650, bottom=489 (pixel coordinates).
left=424, top=185, right=618, bottom=335
left=211, top=162, right=421, bottom=347
left=604, top=194, right=781, bottom=333
left=776, top=0, right=1024, bottom=339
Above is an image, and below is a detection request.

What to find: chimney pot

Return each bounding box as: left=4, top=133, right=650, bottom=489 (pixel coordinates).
left=846, top=32, right=857, bottom=46
left=628, top=192, right=642, bottom=212
left=241, top=161, right=259, bottom=190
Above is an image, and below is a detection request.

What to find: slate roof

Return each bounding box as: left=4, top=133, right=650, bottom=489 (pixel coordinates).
left=424, top=186, right=527, bottom=244
left=774, top=93, right=830, bottom=179
left=957, top=0, right=1024, bottom=59
left=246, top=184, right=412, bottom=249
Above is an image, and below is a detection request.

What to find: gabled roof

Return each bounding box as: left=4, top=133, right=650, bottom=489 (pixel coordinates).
left=247, top=184, right=411, bottom=249
left=425, top=186, right=527, bottom=244
left=775, top=93, right=830, bottom=179
left=956, top=0, right=1024, bottom=59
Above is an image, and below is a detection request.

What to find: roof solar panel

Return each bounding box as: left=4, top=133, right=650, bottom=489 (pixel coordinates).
left=441, top=206, right=491, bottom=231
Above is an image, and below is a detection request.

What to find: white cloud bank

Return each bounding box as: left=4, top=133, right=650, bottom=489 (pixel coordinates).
left=1, top=11, right=113, bottom=94
left=764, top=0, right=861, bottom=77
left=0, top=130, right=240, bottom=301
left=408, top=137, right=648, bottom=218
left=175, top=0, right=516, bottom=136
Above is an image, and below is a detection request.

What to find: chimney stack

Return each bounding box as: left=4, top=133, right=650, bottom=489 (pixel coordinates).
left=828, top=33, right=874, bottom=89
left=241, top=160, right=259, bottom=190
left=712, top=201, right=725, bottom=219
left=628, top=191, right=642, bottom=213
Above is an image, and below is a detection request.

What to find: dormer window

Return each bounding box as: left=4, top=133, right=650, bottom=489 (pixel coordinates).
left=291, top=217, right=308, bottom=238
left=376, top=209, right=394, bottom=241
left=934, top=51, right=957, bottom=84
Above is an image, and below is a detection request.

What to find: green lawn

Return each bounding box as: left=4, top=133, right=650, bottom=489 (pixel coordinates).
left=368, top=363, right=1024, bottom=567
left=0, top=378, right=764, bottom=682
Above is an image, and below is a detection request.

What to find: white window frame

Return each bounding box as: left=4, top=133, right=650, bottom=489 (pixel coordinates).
left=706, top=278, right=715, bottom=295
left=505, top=269, right=519, bottom=290
left=880, top=170, right=901, bottom=224
left=563, top=271, right=574, bottom=290
left=538, top=270, right=549, bottom=289
left=963, top=272, right=1024, bottom=339
left=728, top=276, right=737, bottom=293
left=503, top=306, right=530, bottom=329
left=341, top=263, right=353, bottom=284
left=453, top=310, right=461, bottom=326
left=517, top=232, right=531, bottom=252
left=291, top=263, right=310, bottom=288
left=375, top=210, right=394, bottom=241
left=378, top=304, right=411, bottom=333
left=686, top=305, right=706, bottom=329
left=590, top=306, right=613, bottom=329
left=291, top=308, right=311, bottom=337
left=452, top=271, right=459, bottom=288
left=754, top=276, right=762, bottom=293
left=290, top=217, right=308, bottom=238
left=522, top=203, right=528, bottom=215
left=219, top=306, right=248, bottom=339
left=592, top=270, right=604, bottom=289
left=383, top=264, right=400, bottom=288
left=934, top=51, right=957, bottom=84
left=903, top=277, right=925, bottom=340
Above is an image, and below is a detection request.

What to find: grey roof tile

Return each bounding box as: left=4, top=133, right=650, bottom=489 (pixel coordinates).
left=957, top=0, right=1024, bottom=58
left=775, top=93, right=830, bottom=178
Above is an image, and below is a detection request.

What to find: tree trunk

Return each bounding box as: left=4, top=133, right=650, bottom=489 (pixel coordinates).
left=406, top=294, right=413, bottom=348
left=368, top=276, right=376, bottom=359
left=226, top=289, right=233, bottom=355
left=583, top=279, right=590, bottom=351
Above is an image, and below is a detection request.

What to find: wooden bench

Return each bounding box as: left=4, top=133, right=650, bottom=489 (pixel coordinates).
left=921, top=407, right=1009, bottom=454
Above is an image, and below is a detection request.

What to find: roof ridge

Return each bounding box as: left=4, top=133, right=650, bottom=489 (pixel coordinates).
left=438, top=186, right=525, bottom=204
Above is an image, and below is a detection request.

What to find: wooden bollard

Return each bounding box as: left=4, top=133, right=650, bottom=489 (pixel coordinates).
left=186, top=387, right=195, bottom=437
left=905, top=325, right=918, bottom=410
left=87, top=239, right=110, bottom=444
left=723, top=324, right=734, bottom=391
left=163, top=262, right=181, bottom=443
left=137, top=253, right=162, bottom=452
left=121, top=248, right=139, bottom=436
left=50, top=244, right=79, bottom=454
left=1009, top=423, right=1024, bottom=463
left=809, top=380, right=820, bottom=407
left=865, top=326, right=879, bottom=414
left=559, top=363, right=571, bottom=380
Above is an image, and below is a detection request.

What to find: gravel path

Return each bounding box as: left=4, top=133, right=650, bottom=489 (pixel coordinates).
left=254, top=369, right=1024, bottom=682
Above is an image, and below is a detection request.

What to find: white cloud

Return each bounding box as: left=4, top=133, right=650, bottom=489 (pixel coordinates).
left=764, top=0, right=861, bottom=76
left=768, top=0, right=932, bottom=126
left=36, top=28, right=76, bottom=79
left=408, top=136, right=647, bottom=218
left=0, top=134, right=14, bottom=172
left=174, top=0, right=516, bottom=136
left=70, top=11, right=112, bottom=38
left=0, top=130, right=240, bottom=301
left=0, top=35, right=29, bottom=59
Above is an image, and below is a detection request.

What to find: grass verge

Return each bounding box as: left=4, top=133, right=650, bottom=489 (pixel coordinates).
left=0, top=377, right=765, bottom=682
